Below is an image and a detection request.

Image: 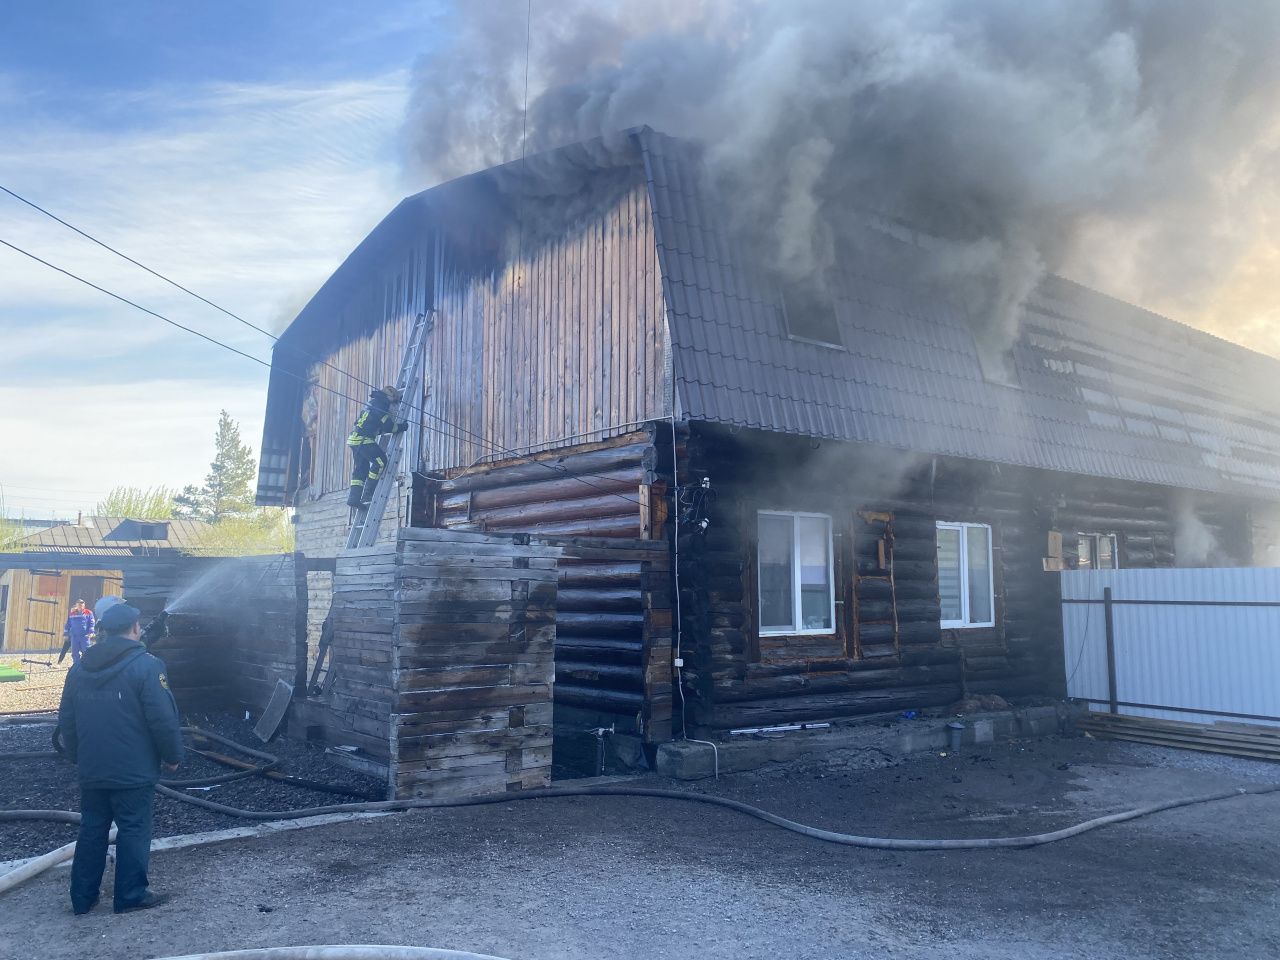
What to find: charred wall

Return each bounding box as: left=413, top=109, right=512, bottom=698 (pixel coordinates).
left=429, top=429, right=673, bottom=743
left=287, top=165, right=670, bottom=508
left=161, top=555, right=300, bottom=714
left=675, top=424, right=1254, bottom=734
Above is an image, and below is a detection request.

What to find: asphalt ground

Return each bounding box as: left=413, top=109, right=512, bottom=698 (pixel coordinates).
left=2, top=734, right=1278, bottom=960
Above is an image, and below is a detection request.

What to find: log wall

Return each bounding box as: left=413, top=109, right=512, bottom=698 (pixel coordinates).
left=677, top=424, right=1255, bottom=734
left=294, top=486, right=412, bottom=662
left=430, top=431, right=674, bottom=743
left=543, top=535, right=672, bottom=743
left=391, top=528, right=558, bottom=799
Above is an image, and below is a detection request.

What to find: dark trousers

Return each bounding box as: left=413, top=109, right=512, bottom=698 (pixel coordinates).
left=58, top=635, right=90, bottom=665
left=348, top=442, right=387, bottom=504
left=70, top=785, right=154, bottom=911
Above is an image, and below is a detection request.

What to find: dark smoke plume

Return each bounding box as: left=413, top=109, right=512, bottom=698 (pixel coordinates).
left=404, top=1, right=1280, bottom=357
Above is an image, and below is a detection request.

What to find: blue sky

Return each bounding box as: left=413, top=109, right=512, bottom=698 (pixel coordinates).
left=0, top=1, right=448, bottom=518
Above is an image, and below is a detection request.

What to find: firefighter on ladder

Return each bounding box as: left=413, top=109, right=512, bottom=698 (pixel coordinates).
left=346, top=385, right=408, bottom=507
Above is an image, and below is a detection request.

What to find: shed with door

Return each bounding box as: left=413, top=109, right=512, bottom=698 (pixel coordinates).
left=0, top=517, right=211, bottom=653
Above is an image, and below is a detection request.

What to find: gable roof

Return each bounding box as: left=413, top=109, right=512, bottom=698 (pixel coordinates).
left=260, top=128, right=1280, bottom=503
left=15, top=517, right=212, bottom=557
left=635, top=129, right=1280, bottom=500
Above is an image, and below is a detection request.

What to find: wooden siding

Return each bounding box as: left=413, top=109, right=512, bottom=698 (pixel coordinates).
left=305, top=248, right=431, bottom=498
left=300, top=173, right=668, bottom=501
left=297, top=528, right=559, bottom=797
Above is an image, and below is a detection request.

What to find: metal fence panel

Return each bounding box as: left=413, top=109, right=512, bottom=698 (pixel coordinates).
left=1061, top=568, right=1280, bottom=727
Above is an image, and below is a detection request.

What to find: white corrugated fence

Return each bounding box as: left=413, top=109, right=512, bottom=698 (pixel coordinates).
left=1061, top=568, right=1280, bottom=727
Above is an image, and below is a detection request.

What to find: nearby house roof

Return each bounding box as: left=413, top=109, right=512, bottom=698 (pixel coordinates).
left=13, top=517, right=212, bottom=556
left=635, top=129, right=1280, bottom=500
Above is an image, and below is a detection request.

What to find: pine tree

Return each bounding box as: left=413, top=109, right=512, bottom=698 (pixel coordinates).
left=174, top=411, right=257, bottom=523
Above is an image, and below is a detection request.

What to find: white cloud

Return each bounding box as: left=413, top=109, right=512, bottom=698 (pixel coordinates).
left=0, top=375, right=267, bottom=518
left=0, top=71, right=411, bottom=517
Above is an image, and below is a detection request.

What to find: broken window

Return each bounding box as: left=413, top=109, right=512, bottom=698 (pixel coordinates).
left=1077, top=533, right=1119, bottom=570
left=780, top=277, right=844, bottom=347
left=937, top=522, right=994, bottom=628
left=758, top=511, right=835, bottom=635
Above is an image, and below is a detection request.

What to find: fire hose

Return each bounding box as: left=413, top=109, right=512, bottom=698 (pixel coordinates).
left=14, top=725, right=373, bottom=795
left=3, top=730, right=1280, bottom=897
left=151, top=949, right=516, bottom=960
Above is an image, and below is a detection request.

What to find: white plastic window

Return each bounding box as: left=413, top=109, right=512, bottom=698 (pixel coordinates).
left=758, top=511, right=835, bottom=636
left=1077, top=533, right=1119, bottom=570
left=937, top=522, right=994, bottom=628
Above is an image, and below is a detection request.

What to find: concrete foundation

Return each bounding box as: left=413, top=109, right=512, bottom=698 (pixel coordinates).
left=653, top=704, right=1073, bottom=780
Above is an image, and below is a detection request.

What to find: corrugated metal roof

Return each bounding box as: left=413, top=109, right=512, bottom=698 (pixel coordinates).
left=635, top=129, right=1280, bottom=500
left=17, top=517, right=211, bottom=554
left=261, top=128, right=1280, bottom=502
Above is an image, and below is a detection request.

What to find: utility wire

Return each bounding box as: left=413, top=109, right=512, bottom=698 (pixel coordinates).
left=0, top=237, right=500, bottom=453
left=0, top=181, right=641, bottom=504
left=0, top=234, right=643, bottom=507
left=0, top=238, right=275, bottom=371
left=0, top=482, right=121, bottom=496
left=0, top=181, right=490, bottom=451
left=0, top=184, right=280, bottom=344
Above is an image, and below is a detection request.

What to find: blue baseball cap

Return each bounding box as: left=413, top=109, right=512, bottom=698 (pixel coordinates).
left=98, top=601, right=142, bottom=634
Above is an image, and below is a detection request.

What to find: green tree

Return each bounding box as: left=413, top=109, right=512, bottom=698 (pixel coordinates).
left=174, top=411, right=257, bottom=523
left=187, top=508, right=294, bottom=557
left=96, top=485, right=176, bottom=519
left=0, top=499, right=24, bottom=553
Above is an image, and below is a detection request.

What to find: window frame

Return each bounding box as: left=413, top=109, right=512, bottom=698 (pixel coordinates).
left=136, top=521, right=169, bottom=541
left=779, top=280, right=846, bottom=350
left=1077, top=532, right=1119, bottom=570
left=936, top=521, right=995, bottom=629
left=757, top=510, right=837, bottom=637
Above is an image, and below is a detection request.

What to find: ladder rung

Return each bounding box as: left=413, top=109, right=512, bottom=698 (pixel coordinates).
left=346, top=310, right=433, bottom=550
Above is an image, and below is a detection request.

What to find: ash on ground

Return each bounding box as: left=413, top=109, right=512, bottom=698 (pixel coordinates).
left=0, top=711, right=385, bottom=861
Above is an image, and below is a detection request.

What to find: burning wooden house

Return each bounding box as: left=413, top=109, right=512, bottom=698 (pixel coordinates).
left=256, top=127, right=1280, bottom=751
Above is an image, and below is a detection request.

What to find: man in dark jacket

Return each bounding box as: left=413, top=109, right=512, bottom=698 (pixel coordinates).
left=346, top=384, right=407, bottom=506
left=57, top=600, right=183, bottom=915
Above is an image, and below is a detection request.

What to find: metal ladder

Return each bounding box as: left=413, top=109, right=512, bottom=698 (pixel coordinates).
left=346, top=310, right=433, bottom=549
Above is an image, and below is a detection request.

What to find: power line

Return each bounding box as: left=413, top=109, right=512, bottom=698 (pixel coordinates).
left=0, top=182, right=642, bottom=503
left=2, top=492, right=101, bottom=505
left=0, top=180, right=619, bottom=485
left=0, top=482, right=115, bottom=496
left=0, top=237, right=275, bottom=370
left=0, top=234, right=643, bottom=508
left=0, top=236, right=495, bottom=452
